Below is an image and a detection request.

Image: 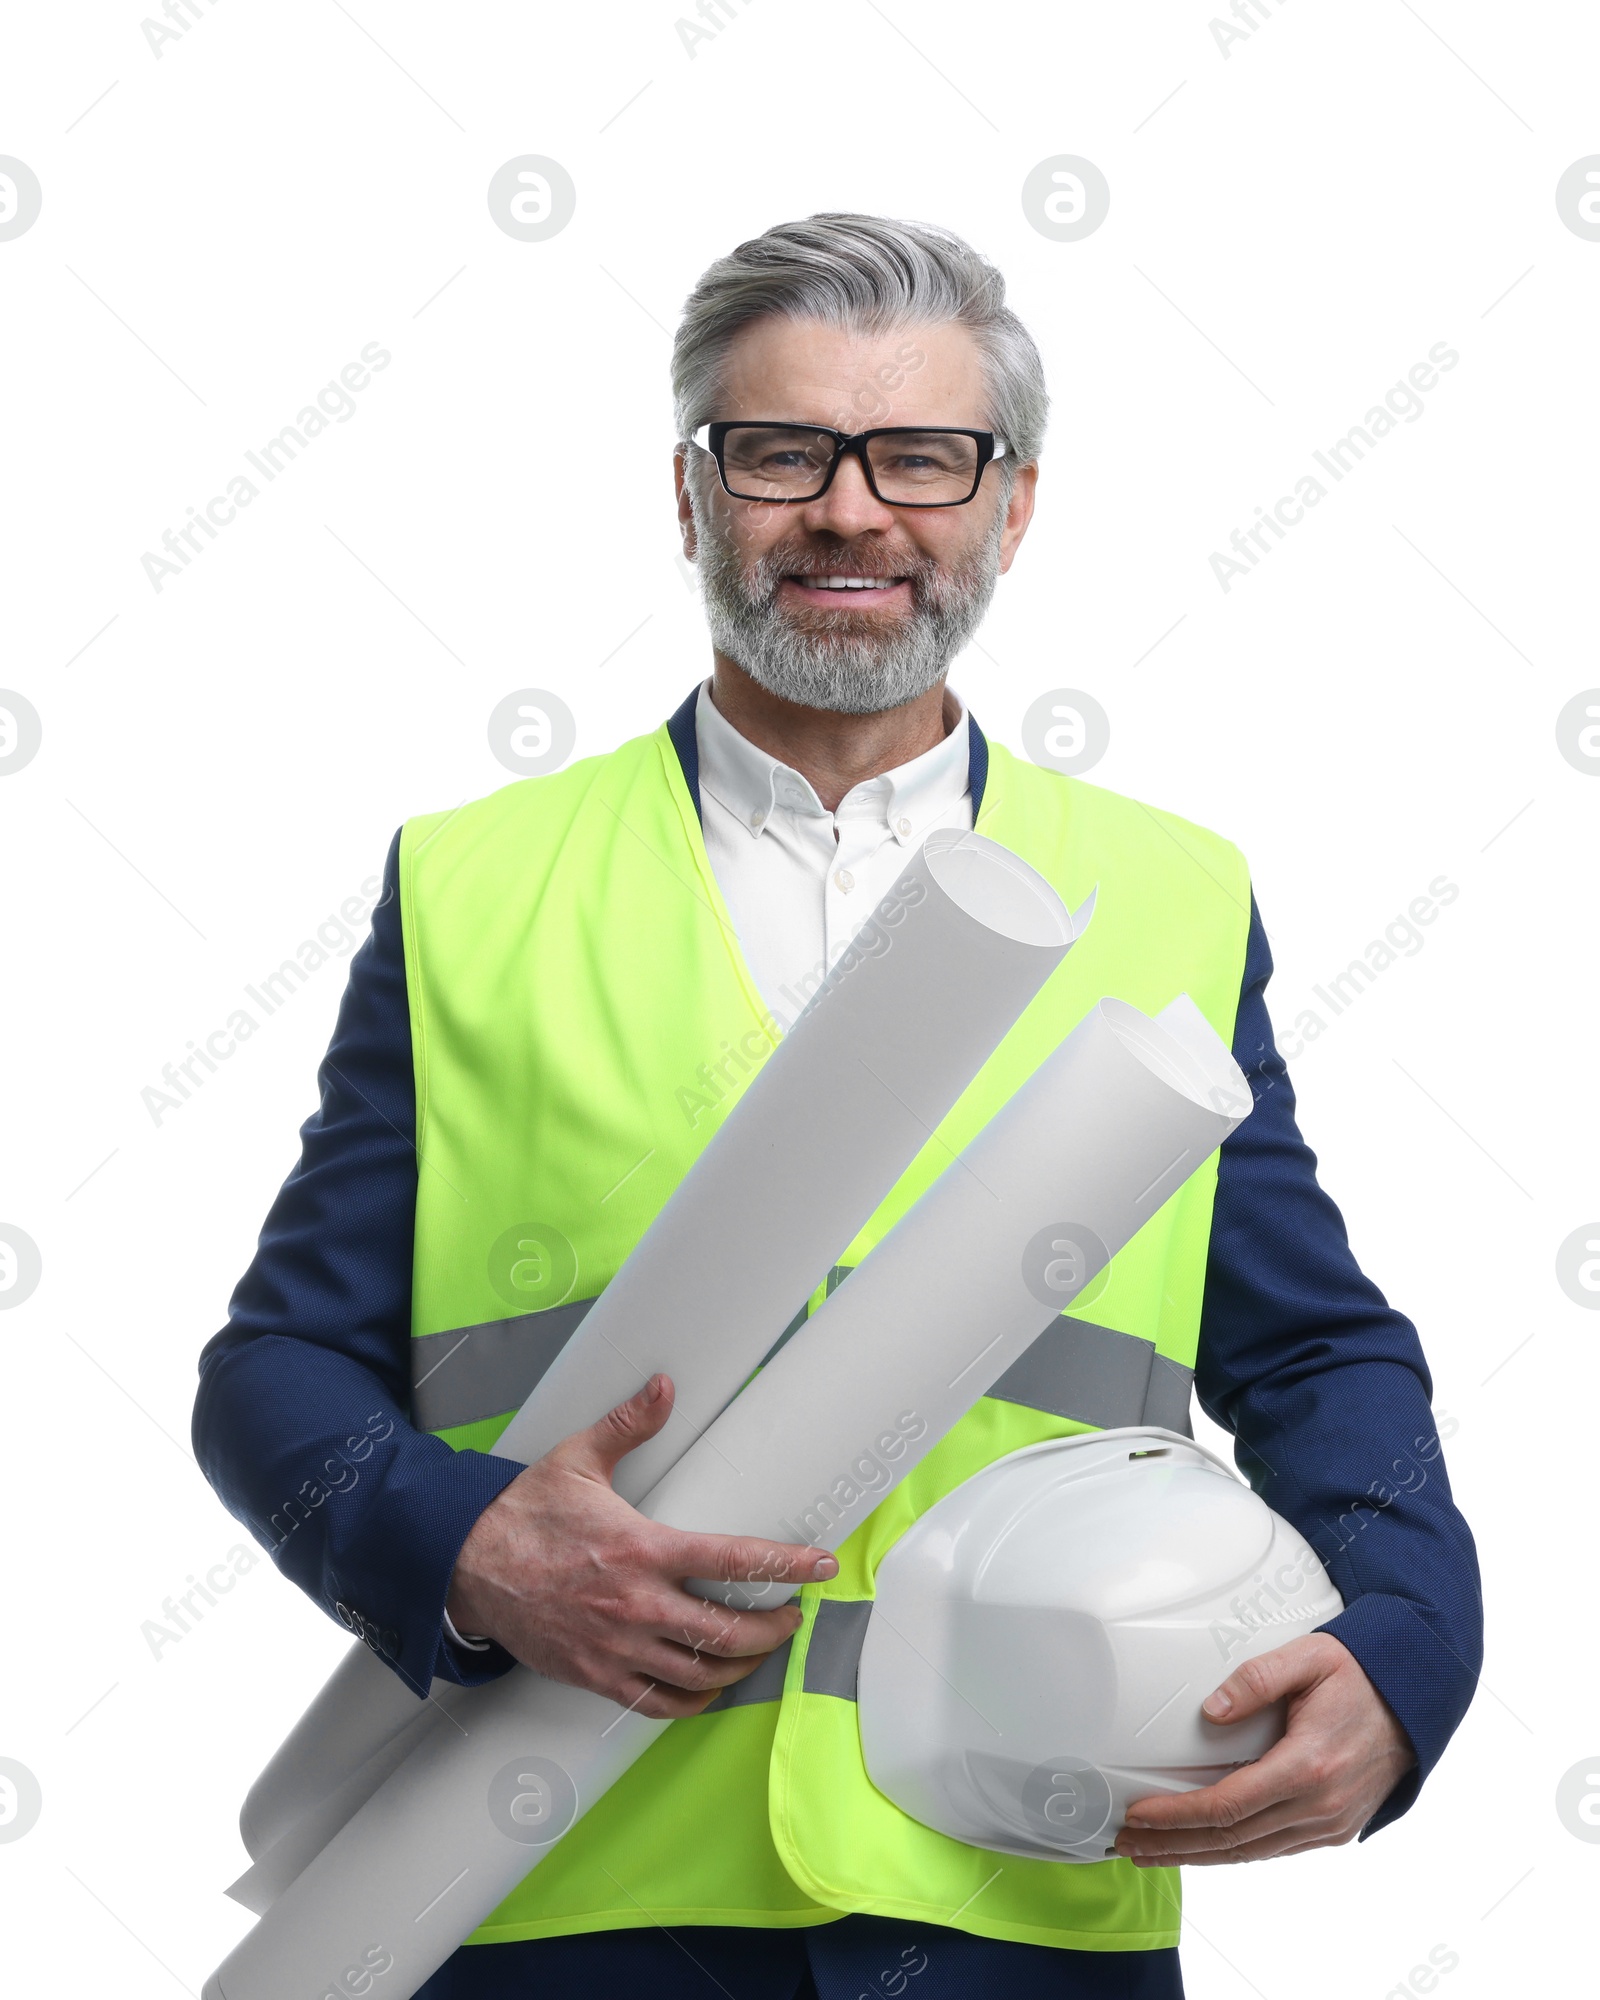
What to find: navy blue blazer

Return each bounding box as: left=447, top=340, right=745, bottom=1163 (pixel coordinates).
left=193, top=700, right=1482, bottom=1837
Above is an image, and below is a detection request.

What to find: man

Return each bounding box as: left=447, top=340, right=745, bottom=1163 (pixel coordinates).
left=195, top=214, right=1481, bottom=1999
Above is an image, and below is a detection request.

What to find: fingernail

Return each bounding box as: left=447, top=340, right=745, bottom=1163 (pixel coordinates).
left=1124, top=1815, right=1150, bottom=1828
left=1204, top=1689, right=1232, bottom=1718
left=644, top=1375, right=664, bottom=1403
left=813, top=1556, right=838, bottom=1578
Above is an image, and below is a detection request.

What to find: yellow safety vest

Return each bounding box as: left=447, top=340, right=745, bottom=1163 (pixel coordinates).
left=398, top=720, right=1251, bottom=1949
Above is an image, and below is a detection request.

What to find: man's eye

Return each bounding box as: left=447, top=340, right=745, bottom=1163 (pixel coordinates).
left=881, top=452, right=957, bottom=475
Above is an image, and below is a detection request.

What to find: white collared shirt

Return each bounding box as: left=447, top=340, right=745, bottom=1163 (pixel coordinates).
left=694, top=679, right=974, bottom=1028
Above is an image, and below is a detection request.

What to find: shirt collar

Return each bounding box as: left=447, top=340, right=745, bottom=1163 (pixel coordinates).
left=694, top=679, right=970, bottom=847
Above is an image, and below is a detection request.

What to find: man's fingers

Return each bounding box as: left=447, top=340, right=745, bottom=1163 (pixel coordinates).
left=558, top=1373, right=676, bottom=1481
left=1200, top=1632, right=1336, bottom=1725
left=607, top=1640, right=792, bottom=1717
left=1122, top=1740, right=1304, bottom=1832
left=666, top=1529, right=838, bottom=1591
left=1130, top=1828, right=1324, bottom=1867
left=1123, top=1816, right=1357, bottom=1867
left=609, top=1674, right=720, bottom=1722
left=648, top=1637, right=785, bottom=1693
left=665, top=1599, right=804, bottom=1661
left=1117, top=1791, right=1336, bottom=1859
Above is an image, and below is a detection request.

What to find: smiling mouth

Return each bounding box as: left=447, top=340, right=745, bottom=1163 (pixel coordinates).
left=781, top=572, right=913, bottom=594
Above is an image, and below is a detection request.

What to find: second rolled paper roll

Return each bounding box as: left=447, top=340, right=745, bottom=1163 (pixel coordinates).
left=640, top=993, right=1250, bottom=1600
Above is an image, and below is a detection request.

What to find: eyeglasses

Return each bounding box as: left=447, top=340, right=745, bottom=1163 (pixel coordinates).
left=691, top=422, right=1008, bottom=508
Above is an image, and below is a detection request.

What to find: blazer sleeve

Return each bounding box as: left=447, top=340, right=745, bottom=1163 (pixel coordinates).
left=191, top=831, right=523, bottom=1697
left=1197, top=893, right=1483, bottom=1834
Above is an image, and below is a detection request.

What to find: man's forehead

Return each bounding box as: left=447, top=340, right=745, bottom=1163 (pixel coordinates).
left=715, top=314, right=987, bottom=426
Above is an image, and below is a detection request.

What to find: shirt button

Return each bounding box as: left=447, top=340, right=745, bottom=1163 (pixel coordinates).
left=896, top=816, right=912, bottom=838
left=750, top=810, right=765, bottom=829
left=834, top=868, right=855, bottom=893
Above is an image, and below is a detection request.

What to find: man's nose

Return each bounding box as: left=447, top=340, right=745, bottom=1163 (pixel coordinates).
left=797, top=447, right=897, bottom=538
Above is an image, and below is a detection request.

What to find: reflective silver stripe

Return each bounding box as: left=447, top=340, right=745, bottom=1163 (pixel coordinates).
left=801, top=1598, right=875, bottom=1700
left=702, top=1585, right=871, bottom=1712
left=816, top=1268, right=1193, bottom=1437
left=702, top=1636, right=793, bottom=1713
left=412, top=1279, right=1193, bottom=1442
left=701, top=1601, right=874, bottom=1712
left=414, top=1269, right=845, bottom=1435
left=410, top=1298, right=595, bottom=1433
left=1144, top=1352, right=1196, bottom=1439
left=987, top=1316, right=1192, bottom=1437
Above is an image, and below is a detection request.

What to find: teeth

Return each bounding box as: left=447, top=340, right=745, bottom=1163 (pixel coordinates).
left=799, top=576, right=901, bottom=590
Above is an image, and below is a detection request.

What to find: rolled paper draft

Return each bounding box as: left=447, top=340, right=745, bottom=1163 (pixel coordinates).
left=638, top=994, right=1248, bottom=1606
left=233, top=830, right=1085, bottom=1877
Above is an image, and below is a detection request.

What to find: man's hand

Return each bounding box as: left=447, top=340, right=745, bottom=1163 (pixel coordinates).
left=1113, top=1633, right=1416, bottom=1866
left=445, top=1372, right=838, bottom=1720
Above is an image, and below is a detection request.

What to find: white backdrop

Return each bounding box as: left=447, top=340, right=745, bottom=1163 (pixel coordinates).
left=2, top=2, right=1597, bottom=1993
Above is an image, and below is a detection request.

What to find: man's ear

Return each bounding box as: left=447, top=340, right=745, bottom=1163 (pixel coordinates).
left=997, top=460, right=1039, bottom=575
left=674, top=448, right=698, bottom=561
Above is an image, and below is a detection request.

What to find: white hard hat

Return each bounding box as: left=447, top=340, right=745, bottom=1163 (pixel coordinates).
left=857, top=1426, right=1343, bottom=1862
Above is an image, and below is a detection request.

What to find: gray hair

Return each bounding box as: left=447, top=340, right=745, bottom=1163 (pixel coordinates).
left=671, top=212, right=1048, bottom=469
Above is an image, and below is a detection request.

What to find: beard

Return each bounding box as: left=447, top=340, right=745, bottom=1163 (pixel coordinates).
left=692, top=494, right=1006, bottom=716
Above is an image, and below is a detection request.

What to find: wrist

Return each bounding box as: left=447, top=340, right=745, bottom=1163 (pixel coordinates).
left=444, top=1557, right=494, bottom=1642
left=442, top=1538, right=497, bottom=1650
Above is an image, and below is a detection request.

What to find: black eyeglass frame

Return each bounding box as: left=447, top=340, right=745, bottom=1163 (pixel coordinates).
left=690, top=422, right=1009, bottom=509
